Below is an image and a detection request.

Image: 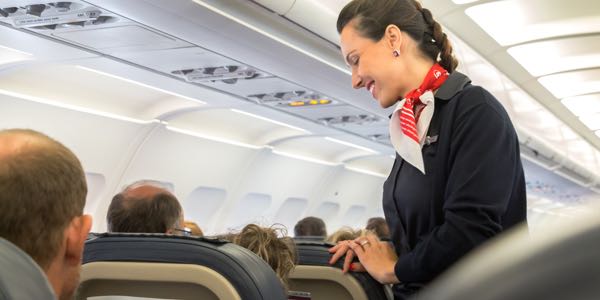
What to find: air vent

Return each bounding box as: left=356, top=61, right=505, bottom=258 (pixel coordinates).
left=31, top=15, right=117, bottom=30
left=0, top=2, right=105, bottom=29
left=318, top=114, right=386, bottom=126
left=248, top=90, right=335, bottom=107
left=171, top=65, right=269, bottom=84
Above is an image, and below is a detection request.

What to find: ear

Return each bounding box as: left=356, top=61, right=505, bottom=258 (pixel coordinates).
left=64, top=214, right=93, bottom=266
left=384, top=24, right=403, bottom=50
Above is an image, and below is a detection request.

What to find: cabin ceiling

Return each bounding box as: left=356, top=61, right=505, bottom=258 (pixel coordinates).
left=0, top=0, right=599, bottom=204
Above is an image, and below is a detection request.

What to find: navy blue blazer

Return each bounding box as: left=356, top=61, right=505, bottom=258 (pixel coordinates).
left=383, top=72, right=527, bottom=299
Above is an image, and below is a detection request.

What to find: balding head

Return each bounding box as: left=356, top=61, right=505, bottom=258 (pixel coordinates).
left=0, top=129, right=87, bottom=267
left=0, top=128, right=53, bottom=157
left=0, top=129, right=91, bottom=300
left=107, top=181, right=183, bottom=234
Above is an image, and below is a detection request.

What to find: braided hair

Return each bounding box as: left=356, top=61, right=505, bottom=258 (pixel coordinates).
left=337, top=0, right=458, bottom=72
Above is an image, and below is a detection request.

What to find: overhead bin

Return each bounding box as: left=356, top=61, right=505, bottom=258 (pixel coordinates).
left=253, top=0, right=295, bottom=15
left=253, top=0, right=340, bottom=44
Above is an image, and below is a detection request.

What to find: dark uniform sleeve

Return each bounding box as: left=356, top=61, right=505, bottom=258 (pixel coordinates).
left=394, top=87, right=521, bottom=282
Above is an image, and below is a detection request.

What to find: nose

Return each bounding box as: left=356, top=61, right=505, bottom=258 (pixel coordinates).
left=351, top=71, right=363, bottom=89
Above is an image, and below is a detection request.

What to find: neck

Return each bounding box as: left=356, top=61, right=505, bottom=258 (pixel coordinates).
left=401, top=58, right=435, bottom=96
left=45, top=258, right=63, bottom=299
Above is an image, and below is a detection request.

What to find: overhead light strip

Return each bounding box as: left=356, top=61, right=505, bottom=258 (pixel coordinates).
left=271, top=149, right=339, bottom=166
left=76, top=66, right=206, bottom=104
left=0, top=45, right=32, bottom=56
left=345, top=166, right=387, bottom=178
left=0, top=45, right=33, bottom=65
left=0, top=88, right=155, bottom=124
left=230, top=109, right=310, bottom=133
left=325, top=137, right=378, bottom=154
left=166, top=126, right=263, bottom=149
left=192, top=0, right=351, bottom=75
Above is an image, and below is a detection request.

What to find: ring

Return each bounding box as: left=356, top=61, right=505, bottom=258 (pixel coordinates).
left=360, top=240, right=370, bottom=246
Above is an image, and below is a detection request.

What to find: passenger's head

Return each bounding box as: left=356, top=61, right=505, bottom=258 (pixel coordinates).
left=326, top=227, right=359, bottom=244
left=0, top=129, right=92, bottom=300
left=366, top=217, right=391, bottom=240
left=184, top=220, right=204, bottom=237
left=337, top=0, right=458, bottom=108
left=230, top=224, right=296, bottom=290
left=107, top=180, right=183, bottom=234
left=294, top=216, right=327, bottom=237
left=326, top=227, right=376, bottom=244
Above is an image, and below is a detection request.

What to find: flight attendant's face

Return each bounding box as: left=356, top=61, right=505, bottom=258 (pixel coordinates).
left=340, top=20, right=408, bottom=109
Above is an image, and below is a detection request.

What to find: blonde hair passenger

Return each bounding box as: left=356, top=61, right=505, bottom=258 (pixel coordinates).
left=225, top=224, right=297, bottom=291
left=327, top=227, right=377, bottom=244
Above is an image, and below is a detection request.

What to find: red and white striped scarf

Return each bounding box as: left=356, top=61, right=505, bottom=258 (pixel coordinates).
left=390, top=63, right=448, bottom=174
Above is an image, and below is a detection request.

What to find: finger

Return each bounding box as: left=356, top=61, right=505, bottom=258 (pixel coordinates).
left=350, top=262, right=366, bottom=272
left=328, top=243, right=341, bottom=253
left=342, top=249, right=354, bottom=273
left=365, top=235, right=379, bottom=247
left=329, top=240, right=351, bottom=253
left=329, top=243, right=349, bottom=265
left=348, top=240, right=366, bottom=258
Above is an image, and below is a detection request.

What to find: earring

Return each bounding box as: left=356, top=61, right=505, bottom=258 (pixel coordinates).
left=393, top=49, right=400, bottom=57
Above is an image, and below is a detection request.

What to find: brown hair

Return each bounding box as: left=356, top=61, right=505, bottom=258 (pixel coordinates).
left=337, top=0, right=458, bottom=72
left=0, top=129, right=87, bottom=269
left=184, top=220, right=204, bottom=237
left=294, top=216, right=327, bottom=237
left=231, top=224, right=296, bottom=290
left=107, top=188, right=182, bottom=233
left=366, top=217, right=391, bottom=240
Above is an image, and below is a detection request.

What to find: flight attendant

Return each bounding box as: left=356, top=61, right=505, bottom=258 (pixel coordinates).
left=328, top=0, right=527, bottom=298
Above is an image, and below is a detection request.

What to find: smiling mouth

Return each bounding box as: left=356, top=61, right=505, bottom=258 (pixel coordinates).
left=366, top=81, right=376, bottom=98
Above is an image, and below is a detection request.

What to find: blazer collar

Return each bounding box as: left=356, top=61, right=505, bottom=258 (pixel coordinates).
left=435, top=71, right=472, bottom=101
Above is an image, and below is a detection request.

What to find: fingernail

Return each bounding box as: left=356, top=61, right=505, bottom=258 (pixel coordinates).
left=349, top=264, right=355, bottom=271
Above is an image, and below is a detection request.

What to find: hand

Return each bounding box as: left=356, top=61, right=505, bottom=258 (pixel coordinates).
left=328, top=240, right=359, bottom=273
left=349, top=235, right=400, bottom=284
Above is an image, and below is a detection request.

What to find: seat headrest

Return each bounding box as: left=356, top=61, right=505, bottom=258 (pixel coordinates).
left=292, top=240, right=390, bottom=300
left=82, top=233, right=287, bottom=300
left=419, top=214, right=600, bottom=300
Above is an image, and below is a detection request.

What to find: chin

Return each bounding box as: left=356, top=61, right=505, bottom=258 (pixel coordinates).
left=378, top=99, right=396, bottom=109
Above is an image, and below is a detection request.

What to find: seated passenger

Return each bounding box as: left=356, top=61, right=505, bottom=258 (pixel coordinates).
left=365, top=217, right=391, bottom=240
left=327, top=227, right=374, bottom=244
left=106, top=180, right=185, bottom=234
left=326, top=227, right=357, bottom=244
left=224, top=224, right=296, bottom=291
left=0, top=129, right=92, bottom=300
left=294, top=216, right=327, bottom=239
left=184, top=220, right=204, bottom=237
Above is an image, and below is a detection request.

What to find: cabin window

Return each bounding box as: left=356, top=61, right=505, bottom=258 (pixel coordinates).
left=273, top=197, right=308, bottom=234
left=84, top=172, right=106, bottom=215
left=225, top=193, right=272, bottom=230
left=183, top=186, right=227, bottom=235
